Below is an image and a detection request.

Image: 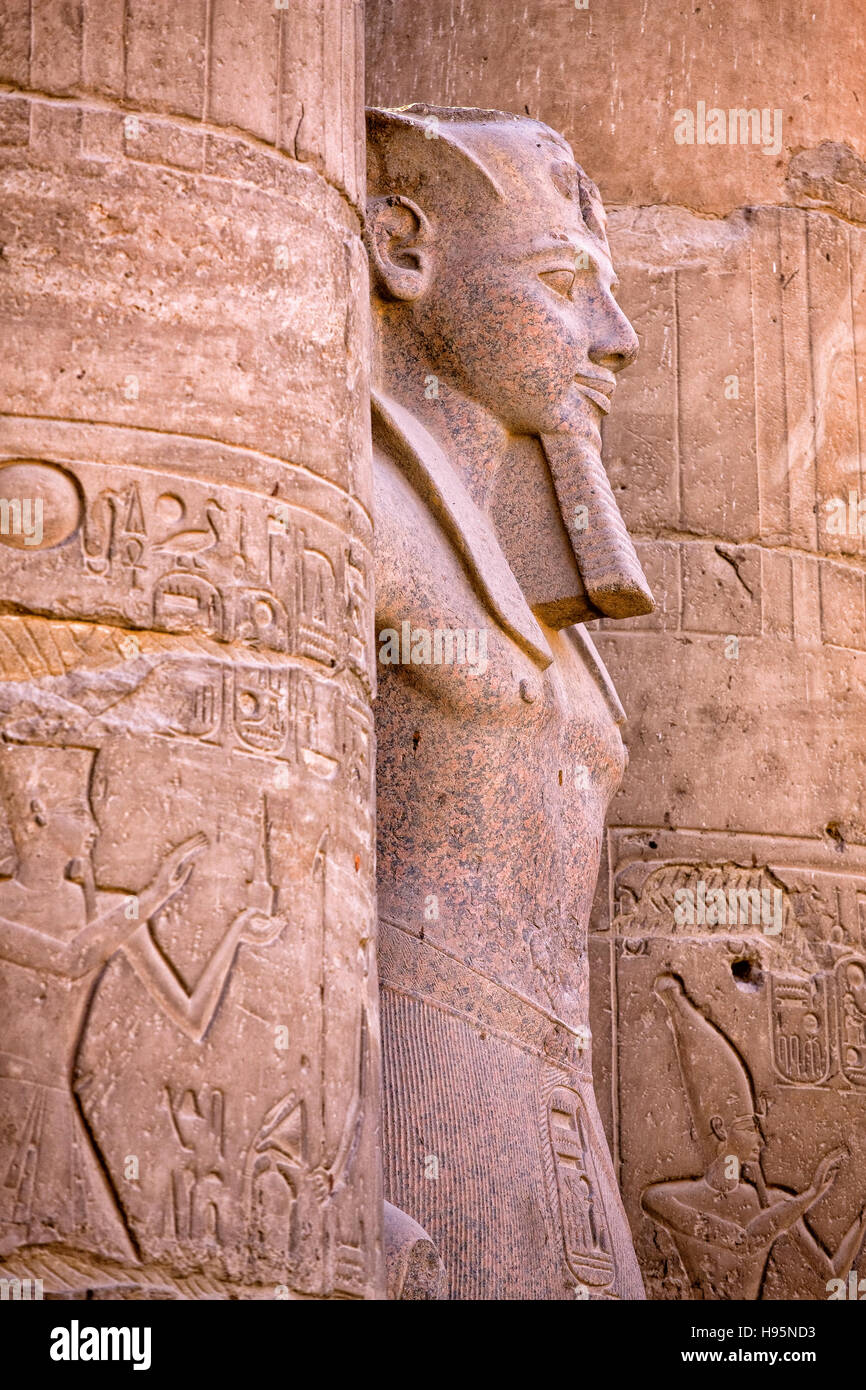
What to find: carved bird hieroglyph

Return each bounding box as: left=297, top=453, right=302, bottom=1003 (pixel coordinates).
left=153, top=499, right=225, bottom=565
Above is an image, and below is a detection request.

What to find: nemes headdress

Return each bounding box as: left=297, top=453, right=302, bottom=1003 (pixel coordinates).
left=366, top=103, right=610, bottom=252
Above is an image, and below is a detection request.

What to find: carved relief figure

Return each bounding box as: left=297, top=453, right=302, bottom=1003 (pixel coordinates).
left=643, top=974, right=866, bottom=1299
left=0, top=743, right=282, bottom=1267
left=367, top=105, right=653, bottom=1297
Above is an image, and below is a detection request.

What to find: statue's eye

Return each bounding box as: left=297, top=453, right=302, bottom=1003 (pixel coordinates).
left=539, top=268, right=576, bottom=298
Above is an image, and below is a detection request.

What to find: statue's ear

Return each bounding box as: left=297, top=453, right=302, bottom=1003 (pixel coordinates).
left=364, top=195, right=430, bottom=301
left=709, top=1114, right=727, bottom=1143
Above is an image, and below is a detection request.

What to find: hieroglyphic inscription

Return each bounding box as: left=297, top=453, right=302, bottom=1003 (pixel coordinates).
left=0, top=458, right=374, bottom=688
left=0, top=455, right=376, bottom=1296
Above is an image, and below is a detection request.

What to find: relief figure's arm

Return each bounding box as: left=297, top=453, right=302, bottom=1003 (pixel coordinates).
left=0, top=895, right=167, bottom=979
left=641, top=1185, right=745, bottom=1249
left=744, top=1151, right=848, bottom=1253
left=123, top=910, right=249, bottom=1043
left=0, top=834, right=208, bottom=979
left=790, top=1206, right=866, bottom=1281
left=69, top=895, right=158, bottom=976
left=122, top=906, right=283, bottom=1043
left=742, top=1188, right=821, bottom=1250
left=0, top=915, right=92, bottom=977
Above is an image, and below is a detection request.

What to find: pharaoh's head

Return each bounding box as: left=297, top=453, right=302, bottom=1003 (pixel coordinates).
left=366, top=104, right=637, bottom=435
left=0, top=744, right=97, bottom=867
left=366, top=105, right=653, bottom=623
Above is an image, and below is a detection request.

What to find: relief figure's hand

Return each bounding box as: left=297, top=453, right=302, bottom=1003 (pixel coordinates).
left=141, top=833, right=208, bottom=917
left=809, top=1148, right=847, bottom=1202
left=234, top=905, right=286, bottom=947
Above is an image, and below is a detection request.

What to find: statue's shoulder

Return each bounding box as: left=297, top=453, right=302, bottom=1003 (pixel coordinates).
left=371, top=388, right=467, bottom=550
left=371, top=395, right=475, bottom=631
left=371, top=390, right=553, bottom=669
left=371, top=402, right=438, bottom=548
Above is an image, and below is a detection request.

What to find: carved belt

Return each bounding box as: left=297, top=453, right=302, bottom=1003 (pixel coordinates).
left=378, top=918, right=592, bottom=1078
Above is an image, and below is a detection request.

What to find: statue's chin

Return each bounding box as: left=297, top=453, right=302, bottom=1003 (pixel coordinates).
left=553, top=387, right=606, bottom=444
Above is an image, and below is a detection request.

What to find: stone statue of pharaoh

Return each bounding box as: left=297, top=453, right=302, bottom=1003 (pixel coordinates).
left=367, top=104, right=653, bottom=1299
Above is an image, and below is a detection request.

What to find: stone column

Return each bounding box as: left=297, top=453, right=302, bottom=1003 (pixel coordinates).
left=0, top=0, right=380, bottom=1299
left=367, top=0, right=866, bottom=1300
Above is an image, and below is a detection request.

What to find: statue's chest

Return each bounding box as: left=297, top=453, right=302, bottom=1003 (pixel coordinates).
left=375, top=613, right=626, bottom=1010
left=375, top=611, right=626, bottom=825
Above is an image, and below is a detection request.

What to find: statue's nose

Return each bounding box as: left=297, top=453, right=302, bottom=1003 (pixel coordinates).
left=589, top=298, right=639, bottom=374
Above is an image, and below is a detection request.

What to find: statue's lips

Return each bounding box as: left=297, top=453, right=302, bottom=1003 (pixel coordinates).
left=573, top=374, right=614, bottom=415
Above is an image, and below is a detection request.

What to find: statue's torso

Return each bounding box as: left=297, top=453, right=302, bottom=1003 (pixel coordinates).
left=374, top=435, right=645, bottom=1298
